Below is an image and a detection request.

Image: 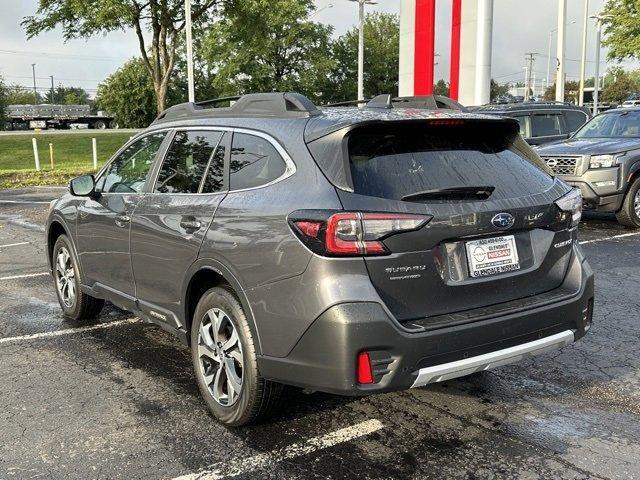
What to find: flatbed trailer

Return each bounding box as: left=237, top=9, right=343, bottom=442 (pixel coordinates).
left=7, top=104, right=115, bottom=130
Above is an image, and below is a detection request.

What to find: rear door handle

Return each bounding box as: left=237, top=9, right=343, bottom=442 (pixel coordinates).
left=115, top=214, right=130, bottom=228
left=180, top=220, right=202, bottom=232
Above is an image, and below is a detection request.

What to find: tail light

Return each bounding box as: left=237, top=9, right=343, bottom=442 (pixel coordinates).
left=289, top=211, right=432, bottom=257
left=555, top=188, right=582, bottom=228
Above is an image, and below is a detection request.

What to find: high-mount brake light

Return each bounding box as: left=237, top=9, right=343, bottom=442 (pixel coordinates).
left=292, top=211, right=432, bottom=257
left=428, top=119, right=465, bottom=126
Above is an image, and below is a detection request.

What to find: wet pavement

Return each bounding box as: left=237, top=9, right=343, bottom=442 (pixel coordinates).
left=0, top=187, right=638, bottom=480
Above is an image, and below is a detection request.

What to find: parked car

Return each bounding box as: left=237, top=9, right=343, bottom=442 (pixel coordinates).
left=620, top=100, right=640, bottom=108
left=537, top=107, right=640, bottom=227
left=46, top=93, right=594, bottom=426
left=473, top=102, right=591, bottom=146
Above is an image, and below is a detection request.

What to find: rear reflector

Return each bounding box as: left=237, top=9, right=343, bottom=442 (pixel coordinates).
left=357, top=352, right=374, bottom=384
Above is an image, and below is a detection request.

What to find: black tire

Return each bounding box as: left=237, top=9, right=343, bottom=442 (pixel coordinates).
left=52, top=235, right=104, bottom=320
left=92, top=120, right=107, bottom=129
left=191, top=286, right=283, bottom=427
left=615, top=177, right=640, bottom=228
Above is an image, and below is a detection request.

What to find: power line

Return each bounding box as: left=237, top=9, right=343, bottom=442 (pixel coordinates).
left=0, top=48, right=128, bottom=61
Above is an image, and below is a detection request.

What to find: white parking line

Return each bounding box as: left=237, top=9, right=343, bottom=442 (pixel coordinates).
left=0, top=200, right=51, bottom=205
left=0, top=241, right=30, bottom=248
left=172, top=419, right=385, bottom=480
left=0, top=318, right=140, bottom=345
left=579, top=231, right=640, bottom=245
left=0, top=272, right=49, bottom=281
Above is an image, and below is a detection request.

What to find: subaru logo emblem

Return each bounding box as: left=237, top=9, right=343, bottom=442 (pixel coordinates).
left=491, top=213, right=515, bottom=229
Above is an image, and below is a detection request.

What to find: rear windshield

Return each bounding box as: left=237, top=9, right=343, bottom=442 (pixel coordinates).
left=347, top=122, right=553, bottom=202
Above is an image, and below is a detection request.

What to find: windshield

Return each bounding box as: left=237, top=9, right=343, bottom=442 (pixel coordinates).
left=574, top=111, right=640, bottom=138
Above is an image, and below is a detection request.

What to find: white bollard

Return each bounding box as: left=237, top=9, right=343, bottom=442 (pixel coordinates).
left=32, top=138, right=40, bottom=172
left=92, top=137, right=98, bottom=170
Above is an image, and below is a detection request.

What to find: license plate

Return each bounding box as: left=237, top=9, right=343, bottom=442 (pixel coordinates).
left=465, top=235, right=520, bottom=278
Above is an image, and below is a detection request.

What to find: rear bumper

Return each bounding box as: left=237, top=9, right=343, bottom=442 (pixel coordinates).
left=257, top=245, right=594, bottom=396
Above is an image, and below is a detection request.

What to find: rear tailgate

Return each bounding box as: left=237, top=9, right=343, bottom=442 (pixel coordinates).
left=308, top=118, right=574, bottom=326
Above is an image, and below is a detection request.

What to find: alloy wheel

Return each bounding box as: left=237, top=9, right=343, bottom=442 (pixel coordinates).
left=634, top=189, right=640, bottom=218
left=197, top=308, right=244, bottom=406
left=55, top=246, right=76, bottom=308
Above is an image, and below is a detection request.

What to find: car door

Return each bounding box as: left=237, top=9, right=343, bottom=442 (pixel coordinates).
left=76, top=131, right=168, bottom=309
left=528, top=111, right=568, bottom=145
left=129, top=129, right=228, bottom=330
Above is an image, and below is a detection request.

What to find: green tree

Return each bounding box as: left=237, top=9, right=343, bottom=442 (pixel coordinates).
left=543, top=81, right=580, bottom=102
left=5, top=85, right=41, bottom=104
left=95, top=58, right=157, bottom=128
left=490, top=79, right=509, bottom=101
left=602, top=70, right=640, bottom=103
left=601, top=1, right=640, bottom=62
left=433, top=79, right=449, bottom=96
left=22, top=0, right=220, bottom=113
left=328, top=12, right=399, bottom=102
left=0, top=76, right=7, bottom=130
left=201, top=0, right=334, bottom=103
left=44, top=85, right=90, bottom=105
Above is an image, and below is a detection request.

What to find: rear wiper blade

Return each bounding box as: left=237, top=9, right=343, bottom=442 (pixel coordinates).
left=401, top=186, right=495, bottom=202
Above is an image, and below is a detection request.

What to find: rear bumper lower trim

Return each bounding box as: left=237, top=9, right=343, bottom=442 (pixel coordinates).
left=411, top=329, right=575, bottom=388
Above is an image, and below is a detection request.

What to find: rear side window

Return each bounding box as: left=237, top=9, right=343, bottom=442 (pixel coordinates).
left=531, top=113, right=562, bottom=137
left=230, top=133, right=287, bottom=190
left=155, top=130, right=222, bottom=193
left=347, top=122, right=553, bottom=202
left=512, top=114, right=530, bottom=137
left=564, top=111, right=588, bottom=132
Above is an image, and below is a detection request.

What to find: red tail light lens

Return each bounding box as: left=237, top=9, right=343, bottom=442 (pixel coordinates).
left=357, top=351, right=374, bottom=384
left=292, top=211, right=431, bottom=257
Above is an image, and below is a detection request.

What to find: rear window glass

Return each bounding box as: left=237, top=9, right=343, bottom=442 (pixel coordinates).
left=347, top=122, right=553, bottom=202
left=531, top=114, right=562, bottom=137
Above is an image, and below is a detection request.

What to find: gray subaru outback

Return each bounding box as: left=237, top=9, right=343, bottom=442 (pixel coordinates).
left=46, top=93, right=594, bottom=426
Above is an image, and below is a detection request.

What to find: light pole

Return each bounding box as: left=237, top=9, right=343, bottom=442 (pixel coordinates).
left=591, top=13, right=613, bottom=114
left=310, top=2, right=334, bottom=18
left=349, top=0, right=377, bottom=101
left=546, top=20, right=576, bottom=90
left=578, top=0, right=589, bottom=106
left=50, top=75, right=54, bottom=104
left=185, top=0, right=195, bottom=103
left=31, top=64, right=37, bottom=102
left=556, top=0, right=567, bottom=102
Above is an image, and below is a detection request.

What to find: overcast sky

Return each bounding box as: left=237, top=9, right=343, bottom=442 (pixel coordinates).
left=0, top=0, right=634, bottom=98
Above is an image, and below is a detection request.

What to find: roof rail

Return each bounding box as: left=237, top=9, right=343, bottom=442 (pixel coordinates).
left=322, top=94, right=467, bottom=112
left=153, top=92, right=322, bottom=124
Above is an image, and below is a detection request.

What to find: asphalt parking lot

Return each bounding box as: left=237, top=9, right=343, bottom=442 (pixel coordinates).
left=0, top=186, right=638, bottom=480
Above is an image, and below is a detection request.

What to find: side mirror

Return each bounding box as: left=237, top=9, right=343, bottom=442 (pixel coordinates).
left=69, top=174, right=97, bottom=198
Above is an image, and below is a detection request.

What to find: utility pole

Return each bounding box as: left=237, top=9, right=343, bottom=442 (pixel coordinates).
left=31, top=64, right=37, bottom=102
left=349, top=0, right=377, bottom=102
left=555, top=0, right=567, bottom=102
left=578, top=0, right=589, bottom=106
left=524, top=52, right=538, bottom=102
left=49, top=75, right=54, bottom=104
left=185, top=0, right=195, bottom=103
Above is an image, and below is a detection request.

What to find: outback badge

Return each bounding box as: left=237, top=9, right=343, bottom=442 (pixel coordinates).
left=491, top=212, right=515, bottom=230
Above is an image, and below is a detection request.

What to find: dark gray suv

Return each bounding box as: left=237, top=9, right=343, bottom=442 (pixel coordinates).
left=46, top=93, right=594, bottom=426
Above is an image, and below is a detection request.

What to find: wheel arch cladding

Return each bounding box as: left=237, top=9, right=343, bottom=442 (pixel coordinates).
left=183, top=266, right=261, bottom=353
left=47, top=221, right=67, bottom=270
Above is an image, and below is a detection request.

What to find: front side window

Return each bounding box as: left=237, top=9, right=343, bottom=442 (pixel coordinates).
left=101, top=132, right=166, bottom=193
left=229, top=133, right=287, bottom=190
left=530, top=113, right=562, bottom=137
left=155, top=130, right=223, bottom=194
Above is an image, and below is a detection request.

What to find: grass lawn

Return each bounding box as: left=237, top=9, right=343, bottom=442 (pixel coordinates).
left=0, top=131, right=135, bottom=189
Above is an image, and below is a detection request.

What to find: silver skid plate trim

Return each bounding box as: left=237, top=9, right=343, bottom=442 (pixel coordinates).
left=411, top=330, right=575, bottom=388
